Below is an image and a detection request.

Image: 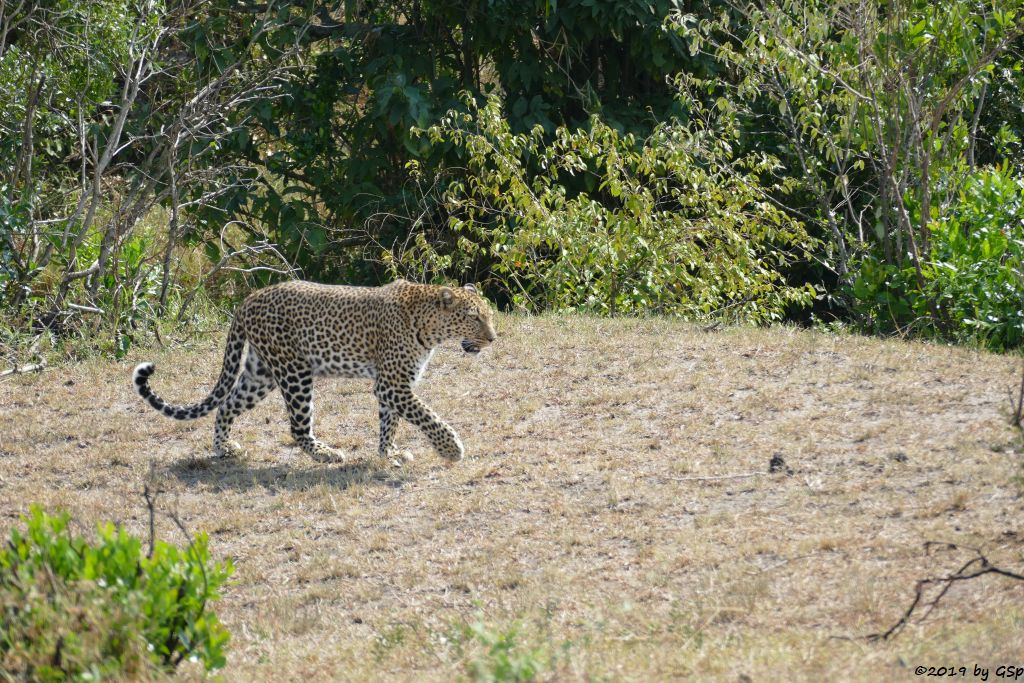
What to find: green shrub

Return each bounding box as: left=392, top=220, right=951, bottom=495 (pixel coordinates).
left=444, top=619, right=573, bottom=683
left=395, top=92, right=817, bottom=323
left=463, top=621, right=546, bottom=683
left=0, top=506, right=233, bottom=680
left=850, top=166, right=1024, bottom=350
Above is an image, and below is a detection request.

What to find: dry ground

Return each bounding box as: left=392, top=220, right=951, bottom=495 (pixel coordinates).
left=1, top=315, right=1023, bottom=681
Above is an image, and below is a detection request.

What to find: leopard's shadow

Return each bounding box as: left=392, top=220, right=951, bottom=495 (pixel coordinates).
left=166, top=454, right=410, bottom=493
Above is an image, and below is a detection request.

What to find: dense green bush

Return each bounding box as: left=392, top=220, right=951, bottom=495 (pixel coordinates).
left=850, top=166, right=1024, bottom=349
left=396, top=92, right=816, bottom=322
left=198, top=0, right=714, bottom=284
left=690, top=0, right=1024, bottom=348
left=2, top=0, right=1022, bottom=353
left=0, top=507, right=233, bottom=680
left=462, top=621, right=548, bottom=683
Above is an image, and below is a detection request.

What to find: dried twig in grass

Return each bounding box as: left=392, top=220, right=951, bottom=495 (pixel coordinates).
left=142, top=464, right=196, bottom=549
left=1010, top=363, right=1024, bottom=430
left=867, top=542, right=1024, bottom=642
left=166, top=497, right=210, bottom=671
left=142, top=462, right=160, bottom=559
left=0, top=360, right=47, bottom=378
left=166, top=500, right=196, bottom=548
left=140, top=466, right=209, bottom=668
left=665, top=472, right=762, bottom=482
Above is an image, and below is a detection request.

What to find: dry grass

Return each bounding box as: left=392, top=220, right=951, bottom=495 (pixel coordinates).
left=2, top=315, right=1023, bottom=681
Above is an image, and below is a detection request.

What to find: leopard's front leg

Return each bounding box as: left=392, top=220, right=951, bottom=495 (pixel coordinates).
left=374, top=401, right=414, bottom=465
left=276, top=363, right=347, bottom=463
left=374, top=379, right=464, bottom=462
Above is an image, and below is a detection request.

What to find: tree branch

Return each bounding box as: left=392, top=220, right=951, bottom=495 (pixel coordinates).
left=866, top=543, right=1024, bottom=642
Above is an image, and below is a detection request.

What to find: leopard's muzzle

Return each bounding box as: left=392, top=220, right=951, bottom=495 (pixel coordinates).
left=462, top=324, right=496, bottom=354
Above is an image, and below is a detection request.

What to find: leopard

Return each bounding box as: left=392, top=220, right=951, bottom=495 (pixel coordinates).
left=132, top=279, right=496, bottom=464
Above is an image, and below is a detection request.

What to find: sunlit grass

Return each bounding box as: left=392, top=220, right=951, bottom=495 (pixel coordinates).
left=1, top=314, right=1021, bottom=681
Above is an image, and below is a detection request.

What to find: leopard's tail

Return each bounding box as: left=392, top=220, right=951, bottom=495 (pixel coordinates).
left=132, top=315, right=246, bottom=420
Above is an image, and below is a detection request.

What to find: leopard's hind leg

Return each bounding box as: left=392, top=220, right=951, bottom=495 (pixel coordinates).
left=212, top=349, right=277, bottom=457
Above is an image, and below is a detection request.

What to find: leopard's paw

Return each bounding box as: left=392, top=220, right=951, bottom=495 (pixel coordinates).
left=214, top=440, right=245, bottom=458
left=308, top=441, right=347, bottom=464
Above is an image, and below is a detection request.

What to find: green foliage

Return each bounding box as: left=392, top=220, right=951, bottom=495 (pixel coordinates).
left=0, top=0, right=178, bottom=341
left=407, top=93, right=816, bottom=321
left=0, top=0, right=147, bottom=145
left=682, top=0, right=1024, bottom=347
left=463, top=622, right=546, bottom=683
left=197, top=0, right=715, bottom=283
left=0, top=194, right=31, bottom=301
left=450, top=620, right=571, bottom=683
left=2, top=0, right=1023, bottom=351
left=851, top=166, right=1024, bottom=349
left=0, top=506, right=233, bottom=679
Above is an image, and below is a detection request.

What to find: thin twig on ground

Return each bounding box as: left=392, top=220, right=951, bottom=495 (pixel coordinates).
left=166, top=497, right=209, bottom=669
left=1010, top=363, right=1024, bottom=430
left=167, top=501, right=196, bottom=548
left=665, top=472, right=762, bottom=482
left=66, top=303, right=104, bottom=315
left=142, top=462, right=159, bottom=559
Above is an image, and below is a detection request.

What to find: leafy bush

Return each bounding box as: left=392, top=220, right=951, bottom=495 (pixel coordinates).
left=453, top=620, right=570, bottom=683
left=850, top=166, right=1024, bottom=349
left=0, top=506, right=233, bottom=680
left=464, top=622, right=545, bottom=683
left=687, top=0, right=1024, bottom=348
left=398, top=92, right=816, bottom=323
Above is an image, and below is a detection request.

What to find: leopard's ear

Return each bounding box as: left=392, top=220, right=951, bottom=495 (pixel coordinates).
left=439, top=287, right=455, bottom=309
left=462, top=283, right=478, bottom=294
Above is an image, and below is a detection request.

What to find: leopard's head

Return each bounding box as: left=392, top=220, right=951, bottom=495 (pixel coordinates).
left=436, top=284, right=497, bottom=354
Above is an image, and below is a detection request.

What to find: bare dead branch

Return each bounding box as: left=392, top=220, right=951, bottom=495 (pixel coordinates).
left=66, top=303, right=104, bottom=315
left=866, top=543, right=1024, bottom=642
left=177, top=222, right=299, bottom=321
